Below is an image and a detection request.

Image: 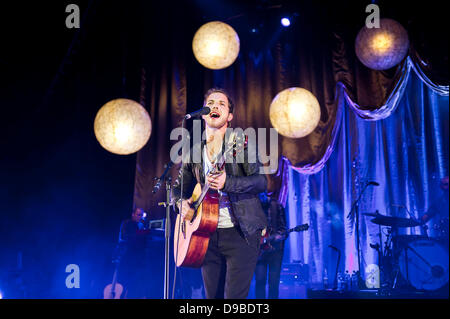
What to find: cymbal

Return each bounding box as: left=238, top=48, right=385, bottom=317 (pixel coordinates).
left=370, top=215, right=421, bottom=227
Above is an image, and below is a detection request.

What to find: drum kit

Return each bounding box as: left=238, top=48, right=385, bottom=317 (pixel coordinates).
left=364, top=210, right=449, bottom=294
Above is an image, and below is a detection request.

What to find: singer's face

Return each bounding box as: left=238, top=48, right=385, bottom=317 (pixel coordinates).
left=202, top=92, right=233, bottom=129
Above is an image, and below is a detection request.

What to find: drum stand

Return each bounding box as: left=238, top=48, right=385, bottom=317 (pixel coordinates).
left=382, top=229, right=432, bottom=293
left=377, top=226, right=396, bottom=294
left=377, top=226, right=406, bottom=294
left=369, top=209, right=448, bottom=295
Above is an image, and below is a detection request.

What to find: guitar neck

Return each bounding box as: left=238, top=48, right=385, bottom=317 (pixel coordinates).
left=193, top=143, right=233, bottom=211
left=268, top=225, right=308, bottom=240
left=194, top=184, right=211, bottom=211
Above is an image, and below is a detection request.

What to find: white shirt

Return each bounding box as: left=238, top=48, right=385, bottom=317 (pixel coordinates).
left=203, top=146, right=236, bottom=228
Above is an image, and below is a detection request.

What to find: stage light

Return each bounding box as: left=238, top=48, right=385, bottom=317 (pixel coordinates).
left=355, top=18, right=409, bottom=70
left=269, top=87, right=321, bottom=139
left=281, top=17, right=290, bottom=27
left=192, top=21, right=240, bottom=70
left=94, top=98, right=152, bottom=155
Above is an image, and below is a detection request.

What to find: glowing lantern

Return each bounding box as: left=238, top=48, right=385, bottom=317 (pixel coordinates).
left=94, top=98, right=151, bottom=155
left=192, top=21, right=240, bottom=70
left=269, top=87, right=321, bottom=139
left=355, top=18, right=409, bottom=70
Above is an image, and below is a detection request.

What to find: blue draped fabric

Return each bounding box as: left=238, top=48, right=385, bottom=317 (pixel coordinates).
left=284, top=70, right=449, bottom=287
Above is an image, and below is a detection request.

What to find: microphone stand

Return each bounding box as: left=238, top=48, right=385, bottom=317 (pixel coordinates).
left=347, top=182, right=373, bottom=289
left=153, top=116, right=192, bottom=299
left=153, top=161, right=174, bottom=300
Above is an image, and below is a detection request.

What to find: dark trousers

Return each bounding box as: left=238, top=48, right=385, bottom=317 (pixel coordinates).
left=254, top=248, right=284, bottom=299
left=201, top=226, right=261, bottom=299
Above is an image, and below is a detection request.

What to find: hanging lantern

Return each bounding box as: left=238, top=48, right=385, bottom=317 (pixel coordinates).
left=355, top=18, right=409, bottom=70
left=94, top=98, right=152, bottom=155
left=192, top=21, right=240, bottom=70
left=269, top=87, right=321, bottom=139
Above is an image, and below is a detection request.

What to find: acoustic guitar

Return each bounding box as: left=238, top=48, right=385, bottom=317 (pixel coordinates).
left=174, top=133, right=246, bottom=267
left=103, top=261, right=123, bottom=299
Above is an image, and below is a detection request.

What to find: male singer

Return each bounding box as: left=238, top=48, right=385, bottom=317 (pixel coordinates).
left=173, top=88, right=267, bottom=299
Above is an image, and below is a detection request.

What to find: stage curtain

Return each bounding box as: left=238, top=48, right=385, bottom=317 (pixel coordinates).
left=285, top=70, right=448, bottom=286
left=132, top=1, right=408, bottom=216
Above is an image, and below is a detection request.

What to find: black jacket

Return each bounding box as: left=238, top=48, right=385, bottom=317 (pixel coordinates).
left=172, top=132, right=268, bottom=241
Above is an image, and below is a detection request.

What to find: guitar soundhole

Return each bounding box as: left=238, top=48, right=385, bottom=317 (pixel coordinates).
left=190, top=202, right=199, bottom=223
left=182, top=220, right=186, bottom=239
left=189, top=213, right=197, bottom=225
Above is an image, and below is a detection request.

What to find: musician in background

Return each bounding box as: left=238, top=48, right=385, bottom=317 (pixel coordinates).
left=116, top=207, right=149, bottom=298
left=173, top=87, right=267, bottom=299
left=254, top=191, right=287, bottom=299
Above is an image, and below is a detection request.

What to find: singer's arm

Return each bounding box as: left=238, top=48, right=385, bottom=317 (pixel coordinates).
left=222, top=143, right=267, bottom=194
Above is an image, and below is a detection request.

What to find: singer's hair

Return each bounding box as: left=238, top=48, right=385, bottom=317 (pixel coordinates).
left=203, top=87, right=234, bottom=114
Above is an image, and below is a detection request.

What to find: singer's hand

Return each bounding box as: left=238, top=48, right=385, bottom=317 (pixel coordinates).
left=207, top=172, right=226, bottom=190
left=179, top=198, right=194, bottom=221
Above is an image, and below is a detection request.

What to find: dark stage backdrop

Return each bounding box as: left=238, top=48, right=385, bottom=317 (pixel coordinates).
left=0, top=0, right=447, bottom=298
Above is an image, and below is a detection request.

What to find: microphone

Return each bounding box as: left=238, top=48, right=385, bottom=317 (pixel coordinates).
left=184, top=107, right=210, bottom=120
left=368, top=181, right=379, bottom=186
left=152, top=178, right=162, bottom=194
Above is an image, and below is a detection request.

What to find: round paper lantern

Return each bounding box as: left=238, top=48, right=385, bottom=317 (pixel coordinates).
left=355, top=18, right=409, bottom=70
left=192, top=21, right=240, bottom=70
left=94, top=98, right=151, bottom=155
left=269, top=87, right=321, bottom=139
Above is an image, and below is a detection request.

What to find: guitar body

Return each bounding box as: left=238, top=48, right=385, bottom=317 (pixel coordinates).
left=174, top=183, right=219, bottom=267
left=103, top=282, right=123, bottom=299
